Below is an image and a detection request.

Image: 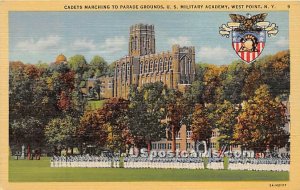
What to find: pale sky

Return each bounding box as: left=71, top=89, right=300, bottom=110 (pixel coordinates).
left=9, top=11, right=288, bottom=65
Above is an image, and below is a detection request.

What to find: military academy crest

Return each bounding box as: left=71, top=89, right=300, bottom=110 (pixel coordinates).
left=219, top=13, right=278, bottom=63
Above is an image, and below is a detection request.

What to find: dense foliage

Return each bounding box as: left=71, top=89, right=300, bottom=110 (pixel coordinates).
left=9, top=50, right=290, bottom=157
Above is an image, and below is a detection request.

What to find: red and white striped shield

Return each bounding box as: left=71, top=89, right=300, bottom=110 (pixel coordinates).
left=232, top=31, right=266, bottom=63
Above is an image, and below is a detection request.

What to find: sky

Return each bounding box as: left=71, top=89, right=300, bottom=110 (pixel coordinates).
left=9, top=11, right=289, bottom=65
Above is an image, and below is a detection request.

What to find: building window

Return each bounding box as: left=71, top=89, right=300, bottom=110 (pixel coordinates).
left=127, top=63, right=130, bottom=76
left=187, top=131, right=192, bottom=139
left=212, top=131, right=218, bottom=137
left=164, top=58, right=168, bottom=71
left=134, top=36, right=137, bottom=50
left=169, top=57, right=172, bottom=70
left=131, top=37, right=135, bottom=50
left=187, top=143, right=191, bottom=149
left=176, top=143, right=180, bottom=150
left=144, top=61, right=148, bottom=73
left=117, top=66, right=120, bottom=74
left=181, top=57, right=185, bottom=75
left=167, top=143, right=172, bottom=150
left=185, top=57, right=188, bottom=75
left=122, top=64, right=126, bottom=80
left=176, top=132, right=181, bottom=139
left=146, top=38, right=150, bottom=49
left=211, top=142, right=216, bottom=148
left=140, top=62, right=143, bottom=74
left=232, top=144, right=239, bottom=148
left=157, top=143, right=166, bottom=149
left=188, top=60, right=192, bottom=75
left=159, top=59, right=163, bottom=72
left=154, top=59, right=158, bottom=72
left=152, top=143, right=157, bottom=149
left=150, top=60, right=153, bottom=73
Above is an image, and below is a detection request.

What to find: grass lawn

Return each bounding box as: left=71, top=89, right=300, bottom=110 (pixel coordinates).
left=9, top=157, right=289, bottom=182
left=86, top=100, right=105, bottom=110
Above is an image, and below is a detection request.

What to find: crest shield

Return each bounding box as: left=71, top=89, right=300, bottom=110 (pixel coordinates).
left=232, top=31, right=266, bottom=63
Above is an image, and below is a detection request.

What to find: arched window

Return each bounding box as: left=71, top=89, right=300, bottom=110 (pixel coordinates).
left=116, top=65, right=120, bottom=74
left=184, top=57, right=188, bottom=75
left=180, top=56, right=190, bottom=75
left=132, top=37, right=135, bottom=50
left=142, top=37, right=145, bottom=48
left=188, top=59, right=192, bottom=74
left=127, top=63, right=130, bottom=77
left=144, top=61, right=148, bottom=73
left=155, top=59, right=158, bottom=72
left=168, top=57, right=173, bottom=70
left=134, top=36, right=137, bottom=50
left=122, top=63, right=126, bottom=81
left=164, top=58, right=168, bottom=71
left=159, top=59, right=163, bottom=72
left=147, top=38, right=149, bottom=48
left=150, top=60, right=153, bottom=73
left=140, top=62, right=143, bottom=74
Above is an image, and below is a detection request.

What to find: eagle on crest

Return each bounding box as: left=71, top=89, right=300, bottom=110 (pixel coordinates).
left=229, top=13, right=268, bottom=31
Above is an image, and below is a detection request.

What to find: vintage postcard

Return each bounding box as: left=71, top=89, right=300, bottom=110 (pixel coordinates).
left=0, top=0, right=299, bottom=190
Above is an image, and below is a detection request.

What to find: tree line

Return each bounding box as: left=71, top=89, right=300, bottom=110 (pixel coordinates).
left=9, top=50, right=290, bottom=158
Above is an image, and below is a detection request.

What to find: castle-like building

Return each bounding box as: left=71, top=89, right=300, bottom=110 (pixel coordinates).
left=79, top=23, right=196, bottom=99
left=113, top=24, right=196, bottom=98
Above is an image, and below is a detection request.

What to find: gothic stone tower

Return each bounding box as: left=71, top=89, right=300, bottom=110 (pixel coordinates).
left=114, top=24, right=196, bottom=98
left=129, top=24, right=155, bottom=56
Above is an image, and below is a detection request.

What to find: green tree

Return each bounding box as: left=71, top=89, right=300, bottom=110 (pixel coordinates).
left=10, top=117, right=44, bottom=159
left=259, top=50, right=290, bottom=98
left=45, top=116, right=79, bottom=155
left=223, top=61, right=248, bottom=103
left=66, top=55, right=89, bottom=115
left=9, top=62, right=56, bottom=155
left=89, top=55, right=108, bottom=78
left=128, top=83, right=167, bottom=152
left=214, top=100, right=239, bottom=148
left=107, top=62, right=116, bottom=77
left=68, top=54, right=88, bottom=75
left=184, top=80, right=205, bottom=105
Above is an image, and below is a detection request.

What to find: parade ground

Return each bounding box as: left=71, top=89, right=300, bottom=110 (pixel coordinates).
left=9, top=157, right=288, bottom=182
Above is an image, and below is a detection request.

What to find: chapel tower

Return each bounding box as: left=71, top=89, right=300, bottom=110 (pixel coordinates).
left=129, top=24, right=156, bottom=56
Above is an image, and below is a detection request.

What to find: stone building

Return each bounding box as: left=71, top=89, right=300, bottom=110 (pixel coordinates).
left=151, top=125, right=195, bottom=153
left=114, top=23, right=196, bottom=98
left=84, top=76, right=114, bottom=99
left=99, top=76, right=114, bottom=99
